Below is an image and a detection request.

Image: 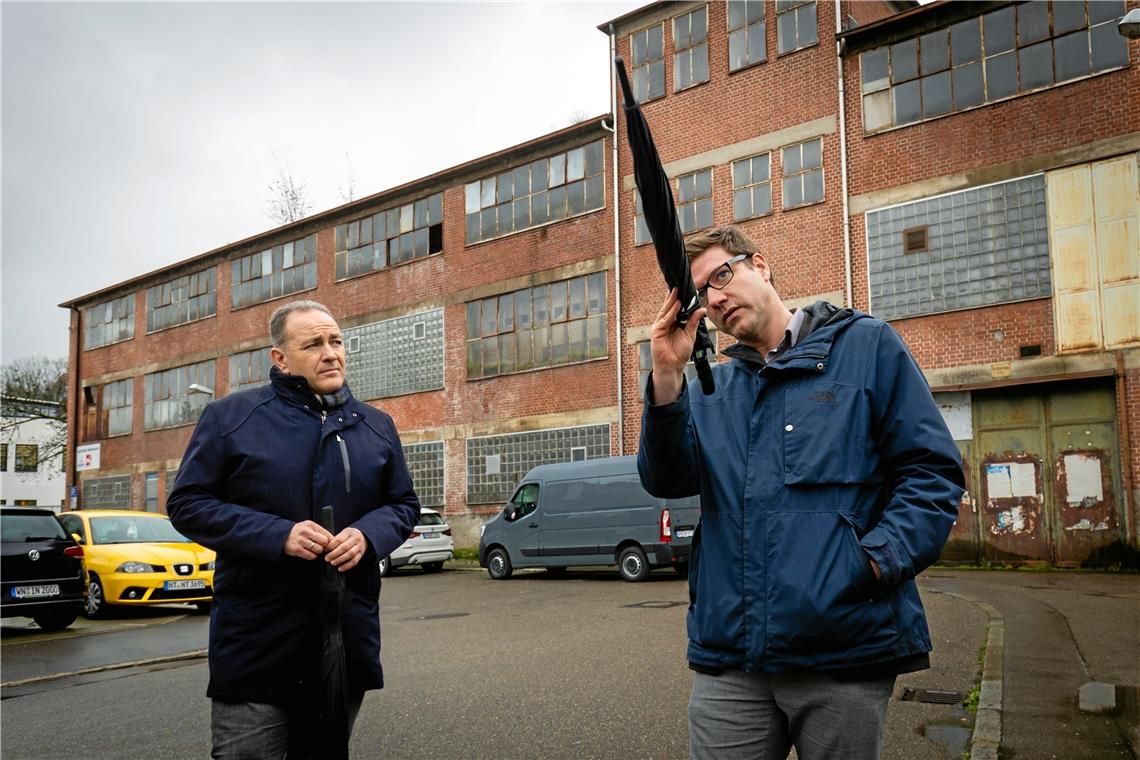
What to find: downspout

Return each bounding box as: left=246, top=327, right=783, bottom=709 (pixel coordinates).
left=67, top=306, right=81, bottom=509
left=606, top=23, right=624, bottom=456
left=835, top=1, right=854, bottom=308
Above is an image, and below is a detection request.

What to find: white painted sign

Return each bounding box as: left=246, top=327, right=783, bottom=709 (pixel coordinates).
left=933, top=391, right=972, bottom=441
left=75, top=443, right=101, bottom=471
left=1063, top=453, right=1104, bottom=505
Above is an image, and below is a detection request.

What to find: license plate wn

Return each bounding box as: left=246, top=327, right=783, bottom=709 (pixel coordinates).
left=10, top=584, right=60, bottom=599
left=422, top=532, right=440, bottom=539
left=164, top=579, right=206, bottom=591
left=675, top=529, right=695, bottom=538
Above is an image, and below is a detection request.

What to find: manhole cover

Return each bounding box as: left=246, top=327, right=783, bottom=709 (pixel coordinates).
left=900, top=687, right=965, bottom=705
left=622, top=601, right=685, bottom=609
left=403, top=612, right=470, bottom=621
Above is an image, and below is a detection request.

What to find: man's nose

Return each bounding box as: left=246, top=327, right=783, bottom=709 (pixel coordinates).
left=706, top=286, right=728, bottom=309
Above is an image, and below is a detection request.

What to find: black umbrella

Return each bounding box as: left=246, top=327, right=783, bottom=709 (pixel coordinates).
left=318, top=505, right=350, bottom=760
left=614, top=55, right=715, bottom=395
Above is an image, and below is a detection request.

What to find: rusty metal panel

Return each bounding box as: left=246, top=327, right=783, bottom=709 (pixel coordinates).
left=1092, top=156, right=1140, bottom=348
left=941, top=440, right=979, bottom=562
left=1048, top=164, right=1102, bottom=352
left=978, top=441, right=1050, bottom=561
left=1052, top=423, right=1121, bottom=563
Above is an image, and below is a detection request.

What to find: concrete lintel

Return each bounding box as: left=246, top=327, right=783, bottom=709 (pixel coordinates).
left=926, top=347, right=1139, bottom=392
left=623, top=116, right=837, bottom=192
left=400, top=406, right=618, bottom=443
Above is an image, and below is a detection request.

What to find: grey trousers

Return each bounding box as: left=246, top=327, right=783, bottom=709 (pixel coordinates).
left=689, top=669, right=896, bottom=760
left=211, top=694, right=364, bottom=760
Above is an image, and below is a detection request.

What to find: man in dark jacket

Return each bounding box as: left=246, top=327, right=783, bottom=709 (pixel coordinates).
left=638, top=226, right=964, bottom=760
left=168, top=299, right=420, bottom=759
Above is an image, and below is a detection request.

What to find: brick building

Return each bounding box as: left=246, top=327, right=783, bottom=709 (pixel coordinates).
left=62, top=0, right=1139, bottom=563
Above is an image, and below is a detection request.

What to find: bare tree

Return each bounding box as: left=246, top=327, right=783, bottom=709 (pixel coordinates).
left=2, top=356, right=67, bottom=470
left=263, top=154, right=313, bottom=224
left=568, top=109, right=592, bottom=125
left=338, top=152, right=356, bottom=204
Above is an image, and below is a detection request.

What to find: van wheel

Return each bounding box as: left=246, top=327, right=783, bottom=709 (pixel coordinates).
left=618, top=546, right=649, bottom=582
left=486, top=548, right=513, bottom=580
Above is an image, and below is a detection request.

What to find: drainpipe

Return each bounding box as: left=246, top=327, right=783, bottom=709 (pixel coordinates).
left=67, top=306, right=82, bottom=509
left=835, top=1, right=854, bottom=308
left=606, top=23, right=624, bottom=456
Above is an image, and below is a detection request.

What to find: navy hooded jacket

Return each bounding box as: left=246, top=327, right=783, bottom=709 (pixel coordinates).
left=168, top=368, right=420, bottom=705
left=638, top=304, right=964, bottom=673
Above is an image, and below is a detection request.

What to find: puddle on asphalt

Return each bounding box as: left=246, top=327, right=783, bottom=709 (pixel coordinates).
left=921, top=711, right=973, bottom=757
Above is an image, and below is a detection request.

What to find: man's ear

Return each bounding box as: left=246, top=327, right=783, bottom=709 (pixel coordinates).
left=270, top=347, right=289, bottom=373
left=753, top=253, right=771, bottom=282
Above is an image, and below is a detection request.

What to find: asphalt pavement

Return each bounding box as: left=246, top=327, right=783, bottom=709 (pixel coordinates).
left=1, top=566, right=1137, bottom=759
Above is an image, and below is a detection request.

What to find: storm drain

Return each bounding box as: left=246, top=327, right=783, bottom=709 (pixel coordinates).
left=622, top=601, right=685, bottom=609
left=899, top=687, right=965, bottom=705
left=402, top=612, right=470, bottom=621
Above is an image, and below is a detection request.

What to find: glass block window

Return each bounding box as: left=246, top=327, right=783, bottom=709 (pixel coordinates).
left=634, top=190, right=651, bottom=246
left=84, top=295, right=134, bottom=350
left=733, top=153, right=772, bottom=221
left=334, top=193, right=443, bottom=280
left=861, top=1, right=1128, bottom=134
left=229, top=347, right=272, bottom=391
left=146, top=269, right=216, bottom=333
left=82, top=475, right=131, bottom=509
left=165, top=469, right=178, bottom=500
left=403, top=441, right=444, bottom=507
left=728, top=0, right=766, bottom=71
left=637, top=337, right=717, bottom=400
left=464, top=141, right=604, bottom=245
left=776, top=0, right=817, bottom=55
left=344, top=309, right=443, bottom=400
left=231, top=233, right=317, bottom=309
left=867, top=174, right=1051, bottom=320
left=14, top=444, right=38, bottom=472
left=466, top=273, right=606, bottom=380
left=678, top=169, right=713, bottom=233
left=102, top=379, right=133, bottom=437
left=466, top=424, right=611, bottom=504
left=631, top=23, right=665, bottom=102
left=674, top=6, right=709, bottom=91
left=782, top=138, right=823, bottom=209
left=144, top=359, right=215, bottom=431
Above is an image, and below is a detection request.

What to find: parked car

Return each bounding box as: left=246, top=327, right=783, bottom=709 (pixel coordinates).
left=379, top=507, right=453, bottom=576
left=479, top=456, right=700, bottom=581
left=57, top=509, right=215, bottom=618
left=1, top=507, right=87, bottom=631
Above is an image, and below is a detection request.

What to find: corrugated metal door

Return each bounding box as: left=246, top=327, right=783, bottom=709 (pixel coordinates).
left=972, top=380, right=1123, bottom=564
left=1048, top=156, right=1140, bottom=353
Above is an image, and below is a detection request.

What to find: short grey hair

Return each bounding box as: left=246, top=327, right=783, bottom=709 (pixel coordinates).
left=269, top=300, right=334, bottom=348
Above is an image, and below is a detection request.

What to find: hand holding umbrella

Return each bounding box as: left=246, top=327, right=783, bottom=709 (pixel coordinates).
left=614, top=55, right=715, bottom=395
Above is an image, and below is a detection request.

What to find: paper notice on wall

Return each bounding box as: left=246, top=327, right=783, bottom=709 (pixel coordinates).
left=485, top=454, right=501, bottom=476
left=1063, top=453, right=1103, bottom=505
left=986, top=464, right=1013, bottom=498
left=1009, top=462, right=1038, bottom=498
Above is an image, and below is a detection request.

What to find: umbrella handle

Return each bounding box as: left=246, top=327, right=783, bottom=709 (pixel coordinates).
left=320, top=505, right=335, bottom=534
left=613, top=56, right=637, bottom=109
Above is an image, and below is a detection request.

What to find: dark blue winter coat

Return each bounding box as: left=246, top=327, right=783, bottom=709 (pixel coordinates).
left=168, top=368, right=420, bottom=705
left=638, top=305, right=964, bottom=674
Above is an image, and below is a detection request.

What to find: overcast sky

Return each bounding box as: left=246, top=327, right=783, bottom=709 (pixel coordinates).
left=1, top=0, right=644, bottom=364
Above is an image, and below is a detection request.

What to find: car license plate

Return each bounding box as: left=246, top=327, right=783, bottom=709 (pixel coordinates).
left=422, top=531, right=440, bottom=539
left=676, top=529, right=695, bottom=539
left=10, top=584, right=60, bottom=599
left=164, top=579, right=206, bottom=591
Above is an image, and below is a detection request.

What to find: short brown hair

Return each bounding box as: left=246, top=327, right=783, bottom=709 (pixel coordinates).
left=684, top=225, right=774, bottom=287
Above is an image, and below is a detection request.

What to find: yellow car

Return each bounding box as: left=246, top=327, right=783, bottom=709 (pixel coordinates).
left=57, top=509, right=215, bottom=619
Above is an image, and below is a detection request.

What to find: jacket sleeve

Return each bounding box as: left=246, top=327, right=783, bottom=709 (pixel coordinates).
left=637, top=375, right=702, bottom=499
left=861, top=324, right=965, bottom=585
left=348, top=420, right=421, bottom=559
left=167, top=404, right=294, bottom=563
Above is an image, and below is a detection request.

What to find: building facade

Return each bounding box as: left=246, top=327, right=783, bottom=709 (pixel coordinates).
left=1, top=397, right=66, bottom=510
left=62, top=0, right=1139, bottom=563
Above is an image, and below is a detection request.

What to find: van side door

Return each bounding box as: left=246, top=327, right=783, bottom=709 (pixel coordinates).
left=500, top=483, right=542, bottom=568
left=539, top=476, right=601, bottom=566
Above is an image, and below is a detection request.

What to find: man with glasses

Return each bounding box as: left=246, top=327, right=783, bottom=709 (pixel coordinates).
left=638, top=226, right=964, bottom=759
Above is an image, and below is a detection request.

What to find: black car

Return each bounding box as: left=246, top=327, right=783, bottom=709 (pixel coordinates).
left=1, top=507, right=86, bottom=631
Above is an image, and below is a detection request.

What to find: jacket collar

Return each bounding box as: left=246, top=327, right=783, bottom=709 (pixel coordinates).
left=269, top=366, right=354, bottom=411
left=723, top=301, right=859, bottom=369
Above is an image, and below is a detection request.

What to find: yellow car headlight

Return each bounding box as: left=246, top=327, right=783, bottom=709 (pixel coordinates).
left=116, top=561, right=157, bottom=573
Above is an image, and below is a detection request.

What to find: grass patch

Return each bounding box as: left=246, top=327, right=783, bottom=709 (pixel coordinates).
left=452, top=547, right=479, bottom=562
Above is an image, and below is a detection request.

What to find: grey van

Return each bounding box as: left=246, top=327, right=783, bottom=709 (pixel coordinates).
left=478, top=456, right=699, bottom=581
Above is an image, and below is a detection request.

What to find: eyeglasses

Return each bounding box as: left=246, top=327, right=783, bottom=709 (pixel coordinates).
left=696, top=254, right=748, bottom=307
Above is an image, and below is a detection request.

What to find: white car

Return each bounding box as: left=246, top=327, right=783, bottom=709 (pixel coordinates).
left=379, top=508, right=453, bottom=576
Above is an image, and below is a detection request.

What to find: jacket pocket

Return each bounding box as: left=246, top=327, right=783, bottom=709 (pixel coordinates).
left=782, top=382, right=882, bottom=486
left=765, top=511, right=896, bottom=654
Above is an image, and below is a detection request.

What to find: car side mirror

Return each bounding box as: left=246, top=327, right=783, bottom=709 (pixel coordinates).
left=71, top=533, right=82, bottom=543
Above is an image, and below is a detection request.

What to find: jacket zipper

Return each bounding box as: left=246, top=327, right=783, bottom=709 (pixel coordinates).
left=336, top=433, right=352, bottom=493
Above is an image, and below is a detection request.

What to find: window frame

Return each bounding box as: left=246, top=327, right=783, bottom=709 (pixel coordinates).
left=83, top=294, right=135, bottom=351
left=776, top=0, right=818, bottom=57
left=334, top=192, right=443, bottom=281
left=146, top=268, right=217, bottom=334
left=14, top=444, right=39, bottom=473
left=728, top=0, right=768, bottom=73
left=231, top=233, right=317, bottom=310
left=781, top=137, right=825, bottom=210
left=630, top=22, right=666, bottom=103
left=673, top=6, right=710, bottom=93
left=732, top=152, right=773, bottom=221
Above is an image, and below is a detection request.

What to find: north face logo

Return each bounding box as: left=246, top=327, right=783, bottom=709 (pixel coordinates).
left=808, top=390, right=837, bottom=404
